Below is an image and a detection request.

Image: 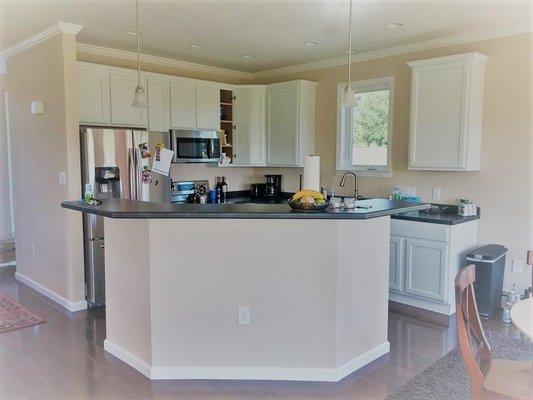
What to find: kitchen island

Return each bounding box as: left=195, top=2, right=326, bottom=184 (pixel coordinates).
left=62, top=198, right=428, bottom=381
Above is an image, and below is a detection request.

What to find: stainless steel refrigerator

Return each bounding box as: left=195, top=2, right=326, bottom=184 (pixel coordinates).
left=80, top=127, right=171, bottom=307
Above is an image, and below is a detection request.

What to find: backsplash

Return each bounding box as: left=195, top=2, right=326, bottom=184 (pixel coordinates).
left=169, top=164, right=303, bottom=193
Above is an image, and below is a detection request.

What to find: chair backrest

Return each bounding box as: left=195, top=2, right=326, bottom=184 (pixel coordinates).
left=455, top=265, right=492, bottom=400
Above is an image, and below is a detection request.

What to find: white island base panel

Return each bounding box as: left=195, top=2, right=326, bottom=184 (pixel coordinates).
left=103, top=217, right=391, bottom=382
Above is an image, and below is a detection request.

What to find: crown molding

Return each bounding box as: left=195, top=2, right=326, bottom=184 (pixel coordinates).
left=76, top=43, right=254, bottom=81
left=253, top=24, right=532, bottom=79
left=0, top=22, right=83, bottom=73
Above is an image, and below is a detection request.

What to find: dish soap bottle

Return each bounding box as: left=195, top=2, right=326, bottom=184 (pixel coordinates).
left=84, top=183, right=93, bottom=204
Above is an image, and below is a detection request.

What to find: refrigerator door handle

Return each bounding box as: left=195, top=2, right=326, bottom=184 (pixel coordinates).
left=128, top=148, right=137, bottom=200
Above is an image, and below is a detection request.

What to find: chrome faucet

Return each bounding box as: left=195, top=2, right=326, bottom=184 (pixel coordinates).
left=340, top=171, right=359, bottom=199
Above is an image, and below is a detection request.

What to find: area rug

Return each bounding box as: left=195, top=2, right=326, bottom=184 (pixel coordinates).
left=386, top=329, right=533, bottom=400
left=0, top=293, right=46, bottom=334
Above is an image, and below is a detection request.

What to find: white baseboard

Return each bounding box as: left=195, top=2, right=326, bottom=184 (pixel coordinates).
left=0, top=261, right=16, bottom=268
left=15, top=272, right=87, bottom=312
left=389, top=292, right=453, bottom=315
left=103, top=339, right=389, bottom=382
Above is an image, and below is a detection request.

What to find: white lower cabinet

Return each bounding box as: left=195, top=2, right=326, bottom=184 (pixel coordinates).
left=404, top=238, right=448, bottom=302
left=389, top=219, right=478, bottom=315
left=389, top=236, right=404, bottom=293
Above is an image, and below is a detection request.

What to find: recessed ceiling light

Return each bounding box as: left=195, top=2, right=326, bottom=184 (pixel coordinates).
left=241, top=54, right=255, bottom=59
left=386, top=22, right=405, bottom=28
left=124, top=30, right=138, bottom=36
left=304, top=41, right=320, bottom=46
left=191, top=43, right=207, bottom=48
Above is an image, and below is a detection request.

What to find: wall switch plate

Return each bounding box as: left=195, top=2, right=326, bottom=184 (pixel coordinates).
left=30, top=243, right=35, bottom=257
left=59, top=172, right=67, bottom=186
left=432, top=188, right=442, bottom=201
left=512, top=259, right=523, bottom=274
left=238, top=306, right=251, bottom=325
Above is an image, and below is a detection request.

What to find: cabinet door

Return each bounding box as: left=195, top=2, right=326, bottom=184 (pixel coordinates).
left=232, top=88, right=248, bottom=165
left=147, top=77, right=170, bottom=132
left=196, top=85, right=220, bottom=130
left=170, top=80, right=196, bottom=129
left=409, top=64, right=466, bottom=170
left=77, top=67, right=110, bottom=124
left=109, top=72, right=147, bottom=127
left=389, top=236, right=404, bottom=293
left=405, top=238, right=448, bottom=302
left=267, top=84, right=298, bottom=166
left=247, top=87, right=266, bottom=165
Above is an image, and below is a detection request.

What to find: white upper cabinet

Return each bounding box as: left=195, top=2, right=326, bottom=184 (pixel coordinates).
left=147, top=76, right=170, bottom=132
left=109, top=72, right=147, bottom=127
left=77, top=65, right=110, bottom=125
left=408, top=52, right=488, bottom=171
left=196, top=85, right=220, bottom=130
left=170, top=80, right=196, bottom=129
left=231, top=86, right=267, bottom=166
left=246, top=87, right=267, bottom=165
left=267, top=80, right=316, bottom=167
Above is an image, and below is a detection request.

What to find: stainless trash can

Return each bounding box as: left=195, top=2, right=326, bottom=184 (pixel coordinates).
left=466, top=244, right=508, bottom=317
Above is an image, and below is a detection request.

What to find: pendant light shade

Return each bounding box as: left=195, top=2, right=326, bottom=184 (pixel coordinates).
left=131, top=0, right=149, bottom=108
left=341, top=85, right=357, bottom=108
left=342, top=0, right=355, bottom=108
left=132, top=85, right=149, bottom=108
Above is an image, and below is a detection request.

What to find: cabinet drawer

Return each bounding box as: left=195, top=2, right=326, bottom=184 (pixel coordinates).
left=391, top=219, right=450, bottom=243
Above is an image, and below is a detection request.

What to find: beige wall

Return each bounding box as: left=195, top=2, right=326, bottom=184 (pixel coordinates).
left=256, top=33, right=533, bottom=292
left=6, top=33, right=84, bottom=305
left=0, top=75, right=13, bottom=241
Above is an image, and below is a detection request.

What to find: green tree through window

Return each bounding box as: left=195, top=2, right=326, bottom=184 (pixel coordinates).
left=353, top=90, right=389, bottom=147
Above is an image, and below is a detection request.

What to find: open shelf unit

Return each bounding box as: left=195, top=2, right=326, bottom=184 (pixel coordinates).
left=220, top=89, right=234, bottom=164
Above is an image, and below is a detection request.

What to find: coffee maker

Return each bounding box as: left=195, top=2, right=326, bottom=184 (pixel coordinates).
left=264, top=174, right=282, bottom=201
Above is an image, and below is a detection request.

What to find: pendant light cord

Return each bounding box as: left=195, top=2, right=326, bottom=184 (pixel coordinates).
left=347, top=0, right=352, bottom=88
left=136, top=0, right=141, bottom=85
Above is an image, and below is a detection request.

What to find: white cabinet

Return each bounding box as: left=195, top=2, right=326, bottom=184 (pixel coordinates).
left=109, top=72, right=147, bottom=127
left=408, top=52, right=488, bottom=171
left=389, top=219, right=478, bottom=315
left=196, top=85, right=220, bottom=130
left=147, top=76, right=170, bottom=132
left=404, top=238, right=448, bottom=302
left=77, top=66, right=110, bottom=125
left=170, top=80, right=196, bottom=129
left=232, top=86, right=267, bottom=166
left=266, top=80, right=316, bottom=167
left=389, top=236, right=404, bottom=293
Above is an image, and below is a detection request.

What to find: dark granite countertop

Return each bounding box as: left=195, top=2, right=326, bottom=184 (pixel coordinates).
left=61, top=198, right=430, bottom=220
left=392, top=204, right=480, bottom=225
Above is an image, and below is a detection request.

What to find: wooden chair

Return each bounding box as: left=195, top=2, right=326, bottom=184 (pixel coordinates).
left=455, top=265, right=533, bottom=400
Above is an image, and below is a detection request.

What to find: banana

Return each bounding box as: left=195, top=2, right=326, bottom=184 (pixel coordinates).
left=292, top=190, right=324, bottom=202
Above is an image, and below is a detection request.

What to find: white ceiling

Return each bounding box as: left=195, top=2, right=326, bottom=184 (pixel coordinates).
left=0, top=0, right=531, bottom=73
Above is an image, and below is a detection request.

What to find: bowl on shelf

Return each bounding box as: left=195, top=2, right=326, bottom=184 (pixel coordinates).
left=288, top=199, right=330, bottom=212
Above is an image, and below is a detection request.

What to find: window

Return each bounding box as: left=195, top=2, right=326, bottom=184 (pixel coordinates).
left=336, top=76, right=394, bottom=175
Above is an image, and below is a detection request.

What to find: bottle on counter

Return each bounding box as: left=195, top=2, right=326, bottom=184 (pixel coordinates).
left=221, top=177, right=228, bottom=203
left=84, top=183, right=93, bottom=204
left=215, top=177, right=222, bottom=203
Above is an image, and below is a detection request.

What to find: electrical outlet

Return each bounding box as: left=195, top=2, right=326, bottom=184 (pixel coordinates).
left=58, top=171, right=67, bottom=186
left=512, top=259, right=523, bottom=274
left=30, top=243, right=35, bottom=257
left=432, top=188, right=442, bottom=201
left=238, top=306, right=251, bottom=325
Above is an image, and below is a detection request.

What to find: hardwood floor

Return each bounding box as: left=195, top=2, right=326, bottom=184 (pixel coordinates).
left=0, top=265, right=513, bottom=400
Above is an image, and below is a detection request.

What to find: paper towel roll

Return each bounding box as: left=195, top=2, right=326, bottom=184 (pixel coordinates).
left=303, top=155, right=320, bottom=191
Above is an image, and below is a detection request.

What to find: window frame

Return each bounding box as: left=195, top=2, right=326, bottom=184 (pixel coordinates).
left=336, top=76, right=395, bottom=177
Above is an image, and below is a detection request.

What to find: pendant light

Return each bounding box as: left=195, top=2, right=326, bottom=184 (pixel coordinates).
left=341, top=0, right=357, bottom=108
left=131, top=0, right=149, bottom=108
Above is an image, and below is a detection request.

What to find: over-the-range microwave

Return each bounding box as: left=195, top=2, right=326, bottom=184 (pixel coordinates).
left=170, top=129, right=222, bottom=163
